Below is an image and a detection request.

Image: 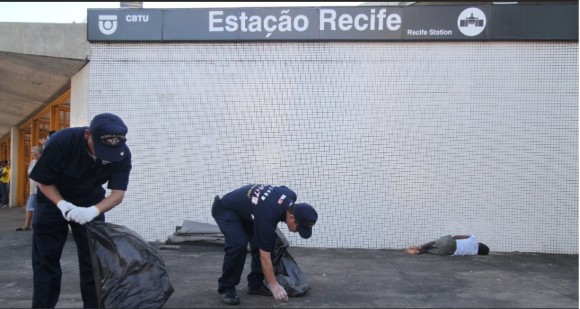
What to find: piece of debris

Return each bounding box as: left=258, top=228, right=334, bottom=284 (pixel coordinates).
left=163, top=220, right=225, bottom=251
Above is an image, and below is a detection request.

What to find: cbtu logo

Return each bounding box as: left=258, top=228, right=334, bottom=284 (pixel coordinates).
left=98, top=15, right=118, bottom=35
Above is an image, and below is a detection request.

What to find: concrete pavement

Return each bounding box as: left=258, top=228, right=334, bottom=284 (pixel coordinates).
left=0, top=206, right=577, bottom=308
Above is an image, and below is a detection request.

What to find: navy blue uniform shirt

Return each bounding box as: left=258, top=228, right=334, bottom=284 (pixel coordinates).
left=30, top=127, right=132, bottom=222
left=219, top=184, right=297, bottom=252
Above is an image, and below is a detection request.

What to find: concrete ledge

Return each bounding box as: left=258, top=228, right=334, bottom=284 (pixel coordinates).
left=0, top=22, right=89, bottom=60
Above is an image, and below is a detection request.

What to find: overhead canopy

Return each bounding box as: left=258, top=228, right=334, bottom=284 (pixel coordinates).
left=0, top=22, right=90, bottom=140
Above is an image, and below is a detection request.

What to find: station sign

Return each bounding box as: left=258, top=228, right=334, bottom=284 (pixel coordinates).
left=87, top=4, right=578, bottom=42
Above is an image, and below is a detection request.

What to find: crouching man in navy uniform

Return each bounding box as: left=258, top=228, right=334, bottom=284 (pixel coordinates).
left=212, top=184, right=318, bottom=305
left=29, top=113, right=132, bottom=308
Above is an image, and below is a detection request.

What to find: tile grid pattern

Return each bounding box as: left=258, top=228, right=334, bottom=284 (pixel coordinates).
left=89, top=42, right=578, bottom=254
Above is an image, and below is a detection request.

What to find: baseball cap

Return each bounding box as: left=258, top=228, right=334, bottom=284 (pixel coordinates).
left=293, top=203, right=318, bottom=239
left=89, top=113, right=128, bottom=162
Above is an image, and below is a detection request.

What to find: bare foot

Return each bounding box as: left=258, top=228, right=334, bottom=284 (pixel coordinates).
left=404, top=247, right=420, bottom=255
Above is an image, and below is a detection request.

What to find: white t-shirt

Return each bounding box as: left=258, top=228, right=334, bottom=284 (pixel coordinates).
left=453, top=234, right=479, bottom=256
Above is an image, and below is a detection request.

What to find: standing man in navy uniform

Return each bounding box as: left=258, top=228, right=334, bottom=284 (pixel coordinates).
left=30, top=113, right=132, bottom=308
left=212, top=184, right=318, bottom=305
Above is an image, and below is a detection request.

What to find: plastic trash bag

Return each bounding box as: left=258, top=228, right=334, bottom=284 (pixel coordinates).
left=86, top=221, right=174, bottom=309
left=270, top=228, right=311, bottom=296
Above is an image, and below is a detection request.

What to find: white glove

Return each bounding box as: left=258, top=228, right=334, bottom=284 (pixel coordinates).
left=267, top=282, right=288, bottom=301
left=66, top=206, right=100, bottom=225
left=56, top=200, right=76, bottom=220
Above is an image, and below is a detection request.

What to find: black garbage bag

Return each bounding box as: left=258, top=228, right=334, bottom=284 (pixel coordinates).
left=270, top=228, right=311, bottom=296
left=86, top=221, right=174, bottom=309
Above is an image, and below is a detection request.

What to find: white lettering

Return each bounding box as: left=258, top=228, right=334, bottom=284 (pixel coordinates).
left=354, top=14, right=368, bottom=31
left=377, top=9, right=387, bottom=30
left=407, top=29, right=428, bottom=35
left=387, top=14, right=401, bottom=31
left=225, top=15, right=238, bottom=31
left=320, top=9, right=336, bottom=30
left=338, top=14, right=352, bottom=31
left=294, top=15, right=308, bottom=32
left=278, top=13, right=292, bottom=32
left=239, top=12, right=248, bottom=32
left=319, top=8, right=401, bottom=32
left=209, top=11, right=223, bottom=31
left=430, top=29, right=452, bottom=35
left=209, top=10, right=310, bottom=38
left=248, top=16, right=261, bottom=32
left=125, top=14, right=149, bottom=22
left=264, top=15, right=276, bottom=33
left=209, top=8, right=401, bottom=37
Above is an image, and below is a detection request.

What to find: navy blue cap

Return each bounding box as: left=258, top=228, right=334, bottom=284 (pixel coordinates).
left=293, top=203, right=318, bottom=239
left=89, top=113, right=128, bottom=162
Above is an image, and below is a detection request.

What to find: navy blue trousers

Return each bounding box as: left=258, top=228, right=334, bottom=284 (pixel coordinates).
left=211, top=196, right=264, bottom=293
left=0, top=182, right=8, bottom=205
left=32, top=217, right=100, bottom=308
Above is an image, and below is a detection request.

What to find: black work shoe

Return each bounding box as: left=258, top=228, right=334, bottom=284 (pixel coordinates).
left=247, top=285, right=272, bottom=296
left=220, top=290, right=240, bottom=305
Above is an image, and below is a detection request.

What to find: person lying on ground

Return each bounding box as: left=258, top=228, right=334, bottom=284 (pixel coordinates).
left=404, top=234, right=489, bottom=256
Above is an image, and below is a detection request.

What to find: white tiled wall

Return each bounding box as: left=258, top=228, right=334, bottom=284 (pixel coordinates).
left=89, top=42, right=578, bottom=254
